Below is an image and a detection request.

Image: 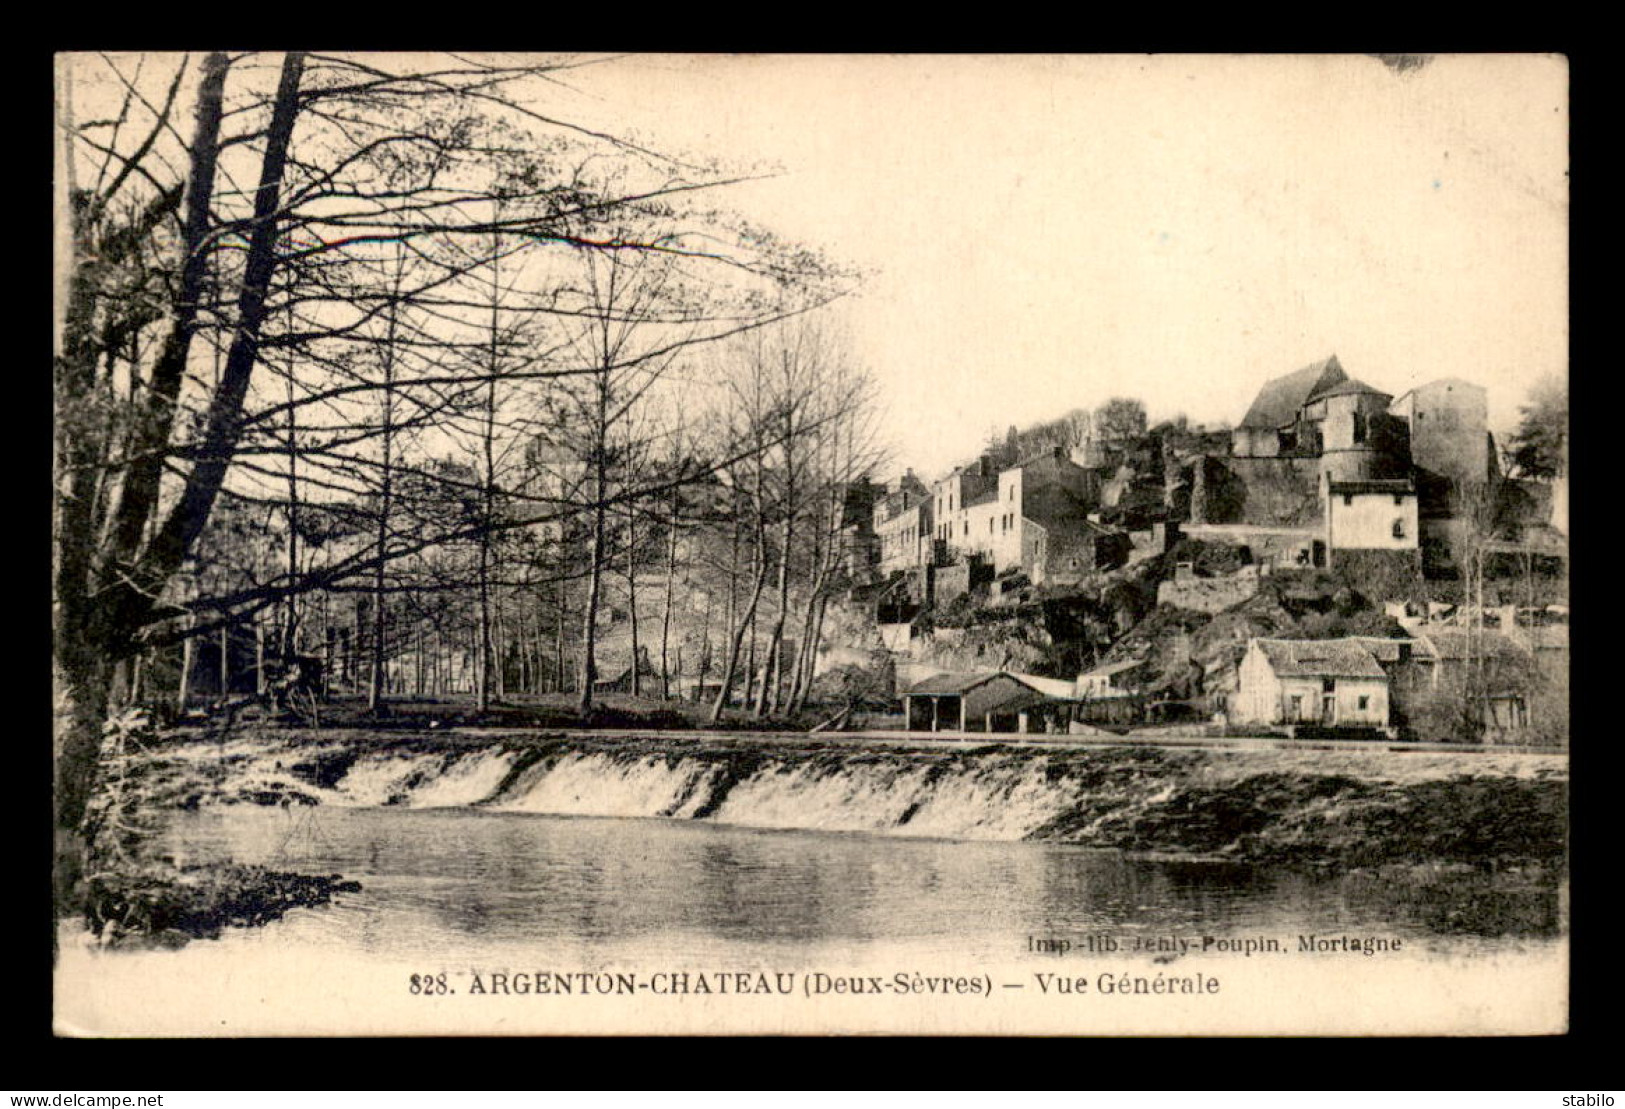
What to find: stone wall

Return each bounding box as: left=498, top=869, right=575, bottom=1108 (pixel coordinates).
left=1180, top=523, right=1320, bottom=568
left=935, top=562, right=972, bottom=604
left=1193, top=455, right=1323, bottom=528
left=1157, top=568, right=1262, bottom=614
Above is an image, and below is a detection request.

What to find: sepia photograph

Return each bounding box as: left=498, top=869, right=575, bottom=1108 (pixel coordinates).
left=51, top=51, right=1568, bottom=1037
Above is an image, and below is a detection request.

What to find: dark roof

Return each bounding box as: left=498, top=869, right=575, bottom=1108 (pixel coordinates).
left=1239, top=355, right=1346, bottom=429
left=1414, top=629, right=1530, bottom=662
left=1255, top=638, right=1386, bottom=678
left=1310, top=376, right=1391, bottom=402
left=1347, top=636, right=1417, bottom=663
left=905, top=670, right=1051, bottom=698
left=1327, top=478, right=1415, bottom=496
left=906, top=671, right=1005, bottom=696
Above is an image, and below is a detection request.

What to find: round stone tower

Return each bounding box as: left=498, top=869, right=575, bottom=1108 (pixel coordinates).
left=1309, top=378, right=1394, bottom=482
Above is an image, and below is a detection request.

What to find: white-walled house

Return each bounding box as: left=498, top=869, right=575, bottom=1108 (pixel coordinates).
left=1322, top=477, right=1419, bottom=562
left=938, top=448, right=1116, bottom=583
left=1075, top=657, right=1148, bottom=700
left=1233, top=638, right=1391, bottom=728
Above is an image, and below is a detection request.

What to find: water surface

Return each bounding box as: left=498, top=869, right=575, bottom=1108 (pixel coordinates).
left=144, top=805, right=1564, bottom=966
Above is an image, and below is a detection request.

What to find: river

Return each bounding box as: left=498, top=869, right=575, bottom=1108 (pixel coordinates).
left=55, top=803, right=1567, bottom=1035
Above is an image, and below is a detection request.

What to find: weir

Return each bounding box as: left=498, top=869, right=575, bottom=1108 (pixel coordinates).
left=174, top=734, right=1565, bottom=865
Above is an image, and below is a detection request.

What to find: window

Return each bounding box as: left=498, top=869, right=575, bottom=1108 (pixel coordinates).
left=1321, top=678, right=1335, bottom=694
left=1009, top=487, right=1015, bottom=501
left=1353, top=411, right=1367, bottom=444
left=1358, top=695, right=1370, bottom=711
left=1393, top=494, right=1404, bottom=505
left=963, top=521, right=969, bottom=536
left=1392, top=518, right=1406, bottom=539
left=989, top=518, right=994, bottom=534
left=1289, top=695, right=1303, bottom=719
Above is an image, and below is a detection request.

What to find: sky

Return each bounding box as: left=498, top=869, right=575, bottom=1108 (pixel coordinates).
left=558, top=53, right=1568, bottom=479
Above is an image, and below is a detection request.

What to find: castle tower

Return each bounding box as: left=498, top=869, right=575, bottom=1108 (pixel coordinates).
left=1304, top=378, right=1393, bottom=482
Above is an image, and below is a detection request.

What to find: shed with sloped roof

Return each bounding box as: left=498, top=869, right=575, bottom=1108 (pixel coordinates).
left=903, top=671, right=1067, bottom=734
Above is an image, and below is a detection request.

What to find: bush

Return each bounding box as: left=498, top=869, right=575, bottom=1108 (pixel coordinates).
left=86, top=862, right=361, bottom=945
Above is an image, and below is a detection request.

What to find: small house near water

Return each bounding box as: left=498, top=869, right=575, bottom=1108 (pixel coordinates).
left=1233, top=638, right=1391, bottom=729
left=903, top=671, right=1068, bottom=734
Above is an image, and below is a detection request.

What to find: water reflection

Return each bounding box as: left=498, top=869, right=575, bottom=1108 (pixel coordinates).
left=156, top=806, right=1565, bottom=964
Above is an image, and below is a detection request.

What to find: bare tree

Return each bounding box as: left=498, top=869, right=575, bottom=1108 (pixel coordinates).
left=53, top=49, right=846, bottom=915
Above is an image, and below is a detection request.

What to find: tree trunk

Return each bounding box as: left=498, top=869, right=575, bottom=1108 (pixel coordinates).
left=493, top=599, right=507, bottom=701
left=369, top=254, right=402, bottom=714
left=176, top=615, right=193, bottom=713
left=255, top=618, right=266, bottom=696
left=660, top=490, right=679, bottom=700
left=577, top=342, right=610, bottom=712
left=758, top=511, right=794, bottom=717
left=52, top=54, right=230, bottom=919
left=129, top=53, right=307, bottom=631
left=710, top=564, right=766, bottom=725
left=696, top=587, right=713, bottom=703
left=626, top=504, right=641, bottom=698
left=789, top=593, right=828, bottom=715
left=579, top=498, right=606, bottom=713
left=743, top=606, right=760, bottom=713
left=555, top=582, right=567, bottom=695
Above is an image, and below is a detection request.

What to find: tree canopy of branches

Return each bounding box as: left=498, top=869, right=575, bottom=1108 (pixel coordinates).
left=1094, top=397, right=1149, bottom=443
left=1506, top=375, right=1568, bottom=480
left=52, top=50, right=850, bottom=913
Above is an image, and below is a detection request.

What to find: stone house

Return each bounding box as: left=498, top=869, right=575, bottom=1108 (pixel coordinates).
left=930, top=456, right=1000, bottom=560
left=873, top=470, right=933, bottom=576
left=1322, top=476, right=1420, bottom=568
left=1232, top=638, right=1391, bottom=728
left=941, top=448, right=1119, bottom=583
left=1230, top=355, right=1350, bottom=459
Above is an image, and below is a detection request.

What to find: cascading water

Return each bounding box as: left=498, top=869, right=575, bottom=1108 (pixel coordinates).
left=145, top=733, right=1563, bottom=864
left=487, top=751, right=723, bottom=819
left=329, top=748, right=520, bottom=809
left=708, top=759, right=937, bottom=834
left=397, top=749, right=518, bottom=808
left=314, top=743, right=1172, bottom=843
left=889, top=762, right=1085, bottom=840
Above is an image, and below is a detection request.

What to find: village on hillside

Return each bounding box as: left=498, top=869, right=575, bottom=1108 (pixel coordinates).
left=146, top=353, right=1570, bottom=749
left=53, top=58, right=1572, bottom=1043
left=854, top=356, right=1568, bottom=745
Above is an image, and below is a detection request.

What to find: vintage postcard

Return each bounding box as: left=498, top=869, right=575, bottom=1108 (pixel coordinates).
left=52, top=52, right=1568, bottom=1036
